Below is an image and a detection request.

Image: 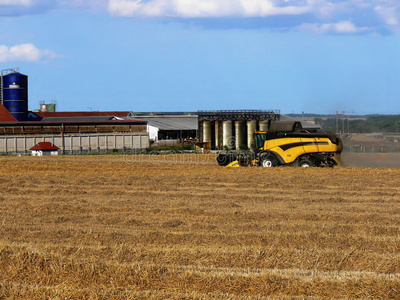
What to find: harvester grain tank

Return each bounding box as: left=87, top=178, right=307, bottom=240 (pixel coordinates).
left=217, top=121, right=343, bottom=167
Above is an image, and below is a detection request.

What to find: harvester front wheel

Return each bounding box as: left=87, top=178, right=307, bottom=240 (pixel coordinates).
left=259, top=153, right=278, bottom=167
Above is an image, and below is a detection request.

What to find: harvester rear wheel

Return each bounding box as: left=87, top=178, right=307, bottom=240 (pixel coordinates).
left=259, top=152, right=278, bottom=167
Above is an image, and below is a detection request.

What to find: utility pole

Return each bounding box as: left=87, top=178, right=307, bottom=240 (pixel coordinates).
left=336, top=111, right=345, bottom=134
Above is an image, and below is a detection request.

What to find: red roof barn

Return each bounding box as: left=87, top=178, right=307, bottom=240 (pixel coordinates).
left=0, top=104, right=18, bottom=122
left=30, top=142, right=60, bottom=156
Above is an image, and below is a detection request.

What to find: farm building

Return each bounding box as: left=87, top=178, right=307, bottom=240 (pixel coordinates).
left=0, top=112, right=149, bottom=155
left=30, top=142, right=60, bottom=156
left=128, top=112, right=198, bottom=142
left=0, top=69, right=320, bottom=154
left=0, top=69, right=149, bottom=155
left=197, top=110, right=320, bottom=150
left=125, top=111, right=320, bottom=149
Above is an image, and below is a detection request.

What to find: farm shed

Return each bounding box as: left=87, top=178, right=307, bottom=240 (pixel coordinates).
left=127, top=113, right=198, bottom=141
left=0, top=114, right=149, bottom=155
left=30, top=142, right=60, bottom=156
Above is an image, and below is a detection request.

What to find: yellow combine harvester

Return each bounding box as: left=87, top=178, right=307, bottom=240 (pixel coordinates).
left=217, top=121, right=343, bottom=167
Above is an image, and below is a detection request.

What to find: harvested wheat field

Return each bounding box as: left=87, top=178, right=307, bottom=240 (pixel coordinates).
left=1, top=154, right=400, bottom=299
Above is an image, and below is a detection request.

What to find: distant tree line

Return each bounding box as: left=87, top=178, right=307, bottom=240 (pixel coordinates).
left=314, top=115, right=400, bottom=133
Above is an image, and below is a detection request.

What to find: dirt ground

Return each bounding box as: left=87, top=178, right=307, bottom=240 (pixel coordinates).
left=0, top=155, right=400, bottom=299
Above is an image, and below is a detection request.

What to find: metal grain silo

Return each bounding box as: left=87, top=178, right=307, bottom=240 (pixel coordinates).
left=46, top=103, right=56, bottom=112
left=1, top=72, right=28, bottom=121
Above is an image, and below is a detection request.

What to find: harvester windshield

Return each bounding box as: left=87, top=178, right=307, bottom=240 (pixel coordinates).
left=254, top=132, right=267, bottom=150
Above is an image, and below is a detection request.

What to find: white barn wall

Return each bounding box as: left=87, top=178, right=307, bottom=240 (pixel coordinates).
left=0, top=133, right=149, bottom=154
left=147, top=125, right=159, bottom=141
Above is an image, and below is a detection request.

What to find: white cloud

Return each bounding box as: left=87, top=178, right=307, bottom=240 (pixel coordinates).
left=333, top=21, right=362, bottom=33
left=107, top=0, right=310, bottom=18
left=0, top=0, right=34, bottom=5
left=348, top=0, right=371, bottom=10
left=105, top=0, right=400, bottom=34
left=107, top=0, right=141, bottom=17
left=0, top=0, right=399, bottom=35
left=375, top=5, right=399, bottom=26
left=56, top=0, right=108, bottom=11
left=0, top=0, right=54, bottom=16
left=0, top=44, right=59, bottom=63
left=0, top=0, right=107, bottom=16
left=299, top=21, right=369, bottom=34
left=305, top=0, right=349, bottom=19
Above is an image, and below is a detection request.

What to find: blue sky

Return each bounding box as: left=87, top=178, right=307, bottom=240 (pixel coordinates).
left=1, top=0, right=400, bottom=114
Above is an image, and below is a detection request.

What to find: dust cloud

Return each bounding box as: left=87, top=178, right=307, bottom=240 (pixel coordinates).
left=338, top=153, right=400, bottom=168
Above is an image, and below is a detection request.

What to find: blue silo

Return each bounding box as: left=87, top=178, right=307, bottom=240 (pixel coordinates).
left=2, top=72, right=28, bottom=121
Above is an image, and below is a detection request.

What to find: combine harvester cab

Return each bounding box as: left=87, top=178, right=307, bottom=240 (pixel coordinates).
left=217, top=121, right=343, bottom=168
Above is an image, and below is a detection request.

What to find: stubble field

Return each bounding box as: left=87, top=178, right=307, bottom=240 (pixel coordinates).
left=0, top=154, right=400, bottom=299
